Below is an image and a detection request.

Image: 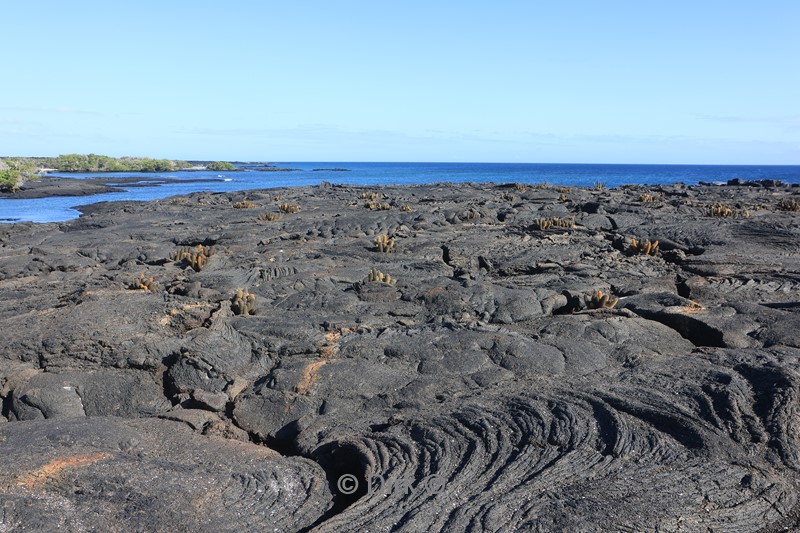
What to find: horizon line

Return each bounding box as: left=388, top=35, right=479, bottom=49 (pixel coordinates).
left=4, top=155, right=799, bottom=167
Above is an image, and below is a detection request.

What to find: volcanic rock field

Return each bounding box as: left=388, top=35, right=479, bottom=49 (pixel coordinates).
left=2, top=180, right=800, bottom=532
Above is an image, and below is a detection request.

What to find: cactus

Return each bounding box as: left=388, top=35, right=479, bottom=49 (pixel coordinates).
left=500, top=193, right=517, bottom=202
left=629, top=238, right=659, bottom=256
left=375, top=234, right=396, bottom=253
left=707, top=203, right=733, bottom=217
left=533, top=182, right=550, bottom=190
left=706, top=203, right=750, bottom=218
left=231, top=289, right=256, bottom=316
left=514, top=183, right=528, bottom=191
left=639, top=193, right=657, bottom=203
left=367, top=267, right=397, bottom=286
left=131, top=273, right=158, bottom=292
left=259, top=212, right=281, bottom=222
left=170, top=244, right=214, bottom=272
left=551, top=216, right=575, bottom=228
left=778, top=197, right=800, bottom=212
left=365, top=201, right=392, bottom=210
left=594, top=180, right=606, bottom=190
left=232, top=200, right=256, bottom=209
left=558, top=193, right=570, bottom=202
left=535, top=216, right=575, bottom=230
left=279, top=203, right=300, bottom=214
left=584, top=290, right=618, bottom=309
left=400, top=204, right=413, bottom=212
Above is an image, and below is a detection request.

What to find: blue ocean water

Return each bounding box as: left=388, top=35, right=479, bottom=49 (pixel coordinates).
left=2, top=162, right=799, bottom=223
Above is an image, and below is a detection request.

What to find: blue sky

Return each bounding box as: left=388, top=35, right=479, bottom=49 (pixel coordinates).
left=1, top=1, right=798, bottom=163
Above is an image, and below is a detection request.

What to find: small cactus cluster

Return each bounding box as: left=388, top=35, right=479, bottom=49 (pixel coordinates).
left=706, top=203, right=750, bottom=218
left=552, top=216, right=575, bottom=228
left=360, top=191, right=385, bottom=200
left=367, top=267, right=397, bottom=286
left=232, top=200, right=256, bottom=209
left=259, top=212, right=281, bottom=222
left=584, top=290, right=618, bottom=309
left=778, top=197, right=800, bottom=212
left=707, top=204, right=732, bottom=217
left=594, top=181, right=606, bottom=190
left=131, top=273, right=158, bottom=292
left=558, top=193, right=570, bottom=202
left=639, top=193, right=658, bottom=203
left=171, top=244, right=214, bottom=272
left=533, top=182, right=550, bottom=190
left=534, top=218, right=551, bottom=230
left=500, top=193, right=517, bottom=202
left=629, top=238, right=659, bottom=256
left=231, top=289, right=256, bottom=316
left=365, top=201, right=392, bottom=210
left=534, top=216, right=575, bottom=230
left=375, top=234, right=396, bottom=253
left=279, top=203, right=301, bottom=214
left=514, top=183, right=528, bottom=191
left=272, top=195, right=282, bottom=201
left=400, top=204, right=413, bottom=212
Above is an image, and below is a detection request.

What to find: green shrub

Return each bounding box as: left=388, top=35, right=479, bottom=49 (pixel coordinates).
left=207, top=161, right=236, bottom=171
left=0, top=159, right=38, bottom=192
left=47, top=153, right=185, bottom=173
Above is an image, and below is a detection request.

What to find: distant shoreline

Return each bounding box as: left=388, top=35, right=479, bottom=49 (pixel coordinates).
left=2, top=172, right=796, bottom=205
left=2, top=162, right=799, bottom=224
left=0, top=174, right=229, bottom=200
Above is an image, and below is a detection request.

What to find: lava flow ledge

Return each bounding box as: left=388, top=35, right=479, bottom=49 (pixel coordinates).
left=2, top=180, right=800, bottom=532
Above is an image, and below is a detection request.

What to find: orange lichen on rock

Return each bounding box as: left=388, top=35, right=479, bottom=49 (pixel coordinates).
left=15, top=453, right=113, bottom=489
left=669, top=301, right=705, bottom=314
left=319, top=331, right=342, bottom=358
left=295, top=360, right=328, bottom=396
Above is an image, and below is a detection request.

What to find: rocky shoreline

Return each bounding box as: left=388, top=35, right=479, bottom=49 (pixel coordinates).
left=2, top=180, right=800, bottom=531
left=0, top=174, right=230, bottom=200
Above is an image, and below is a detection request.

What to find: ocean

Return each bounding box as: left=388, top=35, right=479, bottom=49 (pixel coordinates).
left=2, top=162, right=800, bottom=223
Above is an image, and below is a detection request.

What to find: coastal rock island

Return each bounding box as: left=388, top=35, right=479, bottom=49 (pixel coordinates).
left=2, top=180, right=800, bottom=531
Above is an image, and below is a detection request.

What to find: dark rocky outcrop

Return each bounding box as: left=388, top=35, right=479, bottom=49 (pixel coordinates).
left=2, top=181, right=800, bottom=531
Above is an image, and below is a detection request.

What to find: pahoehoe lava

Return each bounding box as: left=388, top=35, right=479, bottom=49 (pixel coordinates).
left=2, top=180, right=800, bottom=531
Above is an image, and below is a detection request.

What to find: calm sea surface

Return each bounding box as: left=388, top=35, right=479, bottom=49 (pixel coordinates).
left=2, top=162, right=799, bottom=223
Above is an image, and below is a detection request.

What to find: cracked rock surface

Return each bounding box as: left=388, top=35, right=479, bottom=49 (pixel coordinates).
left=2, top=180, right=800, bottom=531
